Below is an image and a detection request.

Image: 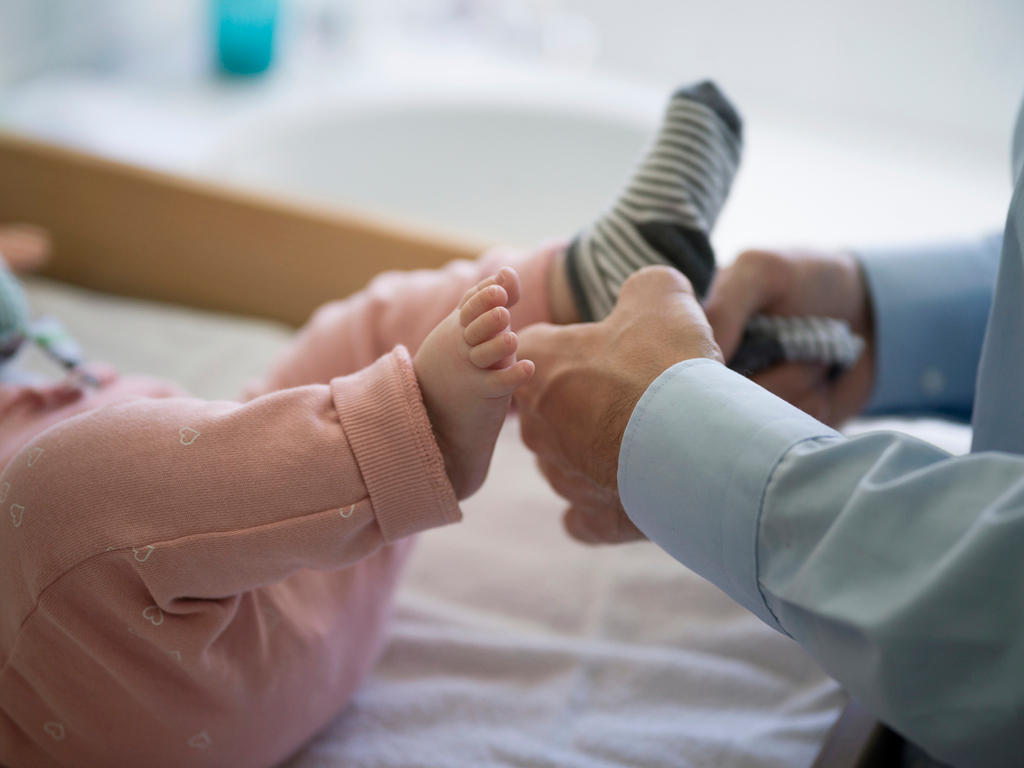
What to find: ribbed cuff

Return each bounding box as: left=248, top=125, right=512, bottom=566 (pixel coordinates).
left=331, top=347, right=460, bottom=543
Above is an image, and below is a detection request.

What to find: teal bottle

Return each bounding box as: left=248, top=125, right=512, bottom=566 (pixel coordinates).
left=214, top=0, right=279, bottom=76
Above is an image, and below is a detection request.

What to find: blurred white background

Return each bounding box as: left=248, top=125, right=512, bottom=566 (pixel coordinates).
left=1, top=0, right=1023, bottom=253
left=4, top=1, right=1022, bottom=147
left=568, top=0, right=1024, bottom=163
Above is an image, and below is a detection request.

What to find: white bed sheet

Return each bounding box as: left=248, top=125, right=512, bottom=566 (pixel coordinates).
left=20, top=277, right=974, bottom=767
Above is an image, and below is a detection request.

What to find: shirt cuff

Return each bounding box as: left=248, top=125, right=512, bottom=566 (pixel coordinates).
left=618, top=358, right=838, bottom=632
left=858, top=235, right=1000, bottom=419
left=331, top=346, right=460, bottom=543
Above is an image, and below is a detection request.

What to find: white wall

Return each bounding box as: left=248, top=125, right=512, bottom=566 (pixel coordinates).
left=566, top=0, right=1024, bottom=165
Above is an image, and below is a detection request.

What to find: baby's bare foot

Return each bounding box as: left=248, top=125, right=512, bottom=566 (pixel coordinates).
left=414, top=267, right=534, bottom=499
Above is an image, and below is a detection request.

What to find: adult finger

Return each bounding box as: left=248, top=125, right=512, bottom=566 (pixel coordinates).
left=752, top=362, right=829, bottom=402
left=513, top=323, right=563, bottom=413
left=792, top=386, right=832, bottom=425
left=563, top=504, right=644, bottom=545
left=705, top=251, right=790, bottom=360
left=516, top=394, right=553, bottom=453
left=536, top=456, right=575, bottom=501
left=614, top=265, right=697, bottom=317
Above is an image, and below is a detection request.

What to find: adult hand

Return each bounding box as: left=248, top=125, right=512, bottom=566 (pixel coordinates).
left=705, top=248, right=876, bottom=427
left=515, top=266, right=722, bottom=544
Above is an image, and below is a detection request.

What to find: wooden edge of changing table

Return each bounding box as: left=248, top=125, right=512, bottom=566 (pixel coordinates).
left=0, top=130, right=486, bottom=327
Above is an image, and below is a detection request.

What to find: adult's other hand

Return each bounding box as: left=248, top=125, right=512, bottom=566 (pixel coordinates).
left=705, top=248, right=876, bottom=427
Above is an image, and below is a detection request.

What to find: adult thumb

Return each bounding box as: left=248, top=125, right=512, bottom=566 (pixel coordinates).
left=614, top=266, right=698, bottom=316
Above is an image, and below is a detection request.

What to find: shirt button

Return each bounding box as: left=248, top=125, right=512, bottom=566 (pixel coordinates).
left=921, top=367, right=945, bottom=396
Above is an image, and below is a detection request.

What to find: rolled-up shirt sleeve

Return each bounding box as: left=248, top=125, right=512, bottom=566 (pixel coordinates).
left=858, top=233, right=1001, bottom=420
left=619, top=358, right=1024, bottom=768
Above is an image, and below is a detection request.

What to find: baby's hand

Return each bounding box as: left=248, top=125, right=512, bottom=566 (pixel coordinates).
left=414, top=267, right=534, bottom=499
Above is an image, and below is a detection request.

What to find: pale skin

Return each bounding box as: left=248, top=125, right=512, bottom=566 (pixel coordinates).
left=515, top=248, right=876, bottom=544
left=411, top=246, right=585, bottom=499
left=413, top=267, right=534, bottom=500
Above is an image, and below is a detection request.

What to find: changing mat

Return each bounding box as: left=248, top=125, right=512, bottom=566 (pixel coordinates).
left=20, top=277, right=974, bottom=767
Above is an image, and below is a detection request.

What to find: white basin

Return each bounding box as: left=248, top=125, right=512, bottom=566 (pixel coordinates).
left=207, top=85, right=662, bottom=247
left=207, top=74, right=1010, bottom=257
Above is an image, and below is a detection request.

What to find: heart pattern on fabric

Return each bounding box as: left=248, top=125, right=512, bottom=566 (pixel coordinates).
left=142, top=605, right=165, bottom=626
left=133, top=545, right=155, bottom=563
left=0, top=481, right=9, bottom=503
left=26, top=446, right=44, bottom=467
left=10, top=504, right=24, bottom=528
left=188, top=731, right=212, bottom=750
left=339, top=504, right=356, bottom=518
left=179, top=427, right=201, bottom=446
left=44, top=722, right=65, bottom=741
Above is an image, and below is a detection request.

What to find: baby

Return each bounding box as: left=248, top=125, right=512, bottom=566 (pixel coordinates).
left=0, top=82, right=744, bottom=768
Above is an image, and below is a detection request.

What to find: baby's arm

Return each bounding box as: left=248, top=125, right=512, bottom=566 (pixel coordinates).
left=252, top=241, right=564, bottom=395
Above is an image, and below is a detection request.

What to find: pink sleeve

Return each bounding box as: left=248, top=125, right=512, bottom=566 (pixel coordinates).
left=251, top=242, right=562, bottom=395
left=0, top=347, right=457, bottom=617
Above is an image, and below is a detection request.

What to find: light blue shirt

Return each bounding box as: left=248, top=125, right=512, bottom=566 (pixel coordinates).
left=618, top=97, right=1024, bottom=768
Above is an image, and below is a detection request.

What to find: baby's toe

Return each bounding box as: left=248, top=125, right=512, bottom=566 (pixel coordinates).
left=458, top=267, right=521, bottom=312
left=464, top=306, right=511, bottom=346
left=469, top=330, right=518, bottom=369
left=493, top=267, right=521, bottom=308
left=460, top=284, right=509, bottom=328
left=483, top=359, right=535, bottom=397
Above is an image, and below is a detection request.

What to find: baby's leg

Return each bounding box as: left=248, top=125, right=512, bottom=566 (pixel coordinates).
left=251, top=241, right=563, bottom=397
left=0, top=266, right=538, bottom=766
left=0, top=343, right=458, bottom=766
left=414, top=266, right=534, bottom=498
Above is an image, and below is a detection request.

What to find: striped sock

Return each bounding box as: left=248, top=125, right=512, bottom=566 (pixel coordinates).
left=565, top=80, right=863, bottom=375
left=729, top=315, right=864, bottom=377
left=565, top=80, right=740, bottom=320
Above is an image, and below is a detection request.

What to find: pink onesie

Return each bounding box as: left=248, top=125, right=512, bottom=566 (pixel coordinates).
left=0, top=244, right=558, bottom=768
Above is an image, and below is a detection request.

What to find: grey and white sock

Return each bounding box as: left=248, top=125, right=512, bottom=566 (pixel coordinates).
left=566, top=80, right=740, bottom=320
left=565, top=80, right=863, bottom=375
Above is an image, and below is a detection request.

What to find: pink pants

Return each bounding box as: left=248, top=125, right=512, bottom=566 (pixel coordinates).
left=0, top=244, right=558, bottom=768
